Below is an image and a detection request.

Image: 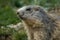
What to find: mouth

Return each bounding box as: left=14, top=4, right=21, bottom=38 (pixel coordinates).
left=17, top=12, right=25, bottom=19
left=19, top=15, right=24, bottom=19
left=17, top=15, right=27, bottom=20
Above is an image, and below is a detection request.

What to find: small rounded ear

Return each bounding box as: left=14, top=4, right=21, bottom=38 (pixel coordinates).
left=34, top=7, right=40, bottom=11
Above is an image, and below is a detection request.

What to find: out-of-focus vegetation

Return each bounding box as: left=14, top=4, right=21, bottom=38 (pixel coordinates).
left=12, top=30, right=27, bottom=40
left=0, top=0, right=60, bottom=40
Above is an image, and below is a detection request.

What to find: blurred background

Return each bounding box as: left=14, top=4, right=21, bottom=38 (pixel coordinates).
left=0, top=0, right=60, bottom=40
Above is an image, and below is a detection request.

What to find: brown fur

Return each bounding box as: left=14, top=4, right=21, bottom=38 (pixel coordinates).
left=17, top=5, right=60, bottom=40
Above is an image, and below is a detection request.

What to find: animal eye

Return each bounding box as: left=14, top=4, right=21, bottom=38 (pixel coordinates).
left=26, top=8, right=31, bottom=11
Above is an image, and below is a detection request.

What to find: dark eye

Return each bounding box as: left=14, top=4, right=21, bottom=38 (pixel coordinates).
left=26, top=8, right=31, bottom=11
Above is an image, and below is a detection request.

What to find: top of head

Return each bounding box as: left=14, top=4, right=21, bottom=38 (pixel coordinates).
left=17, top=5, right=41, bottom=12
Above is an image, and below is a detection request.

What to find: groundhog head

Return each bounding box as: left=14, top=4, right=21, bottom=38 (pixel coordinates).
left=17, top=5, right=50, bottom=27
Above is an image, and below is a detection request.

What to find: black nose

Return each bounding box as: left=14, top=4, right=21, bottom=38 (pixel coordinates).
left=17, top=12, right=19, bottom=14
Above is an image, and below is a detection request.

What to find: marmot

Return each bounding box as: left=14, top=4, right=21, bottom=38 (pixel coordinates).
left=17, top=5, right=60, bottom=40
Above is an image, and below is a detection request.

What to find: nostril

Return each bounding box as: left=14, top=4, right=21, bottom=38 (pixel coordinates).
left=17, top=11, right=24, bottom=16
left=17, top=12, right=19, bottom=14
